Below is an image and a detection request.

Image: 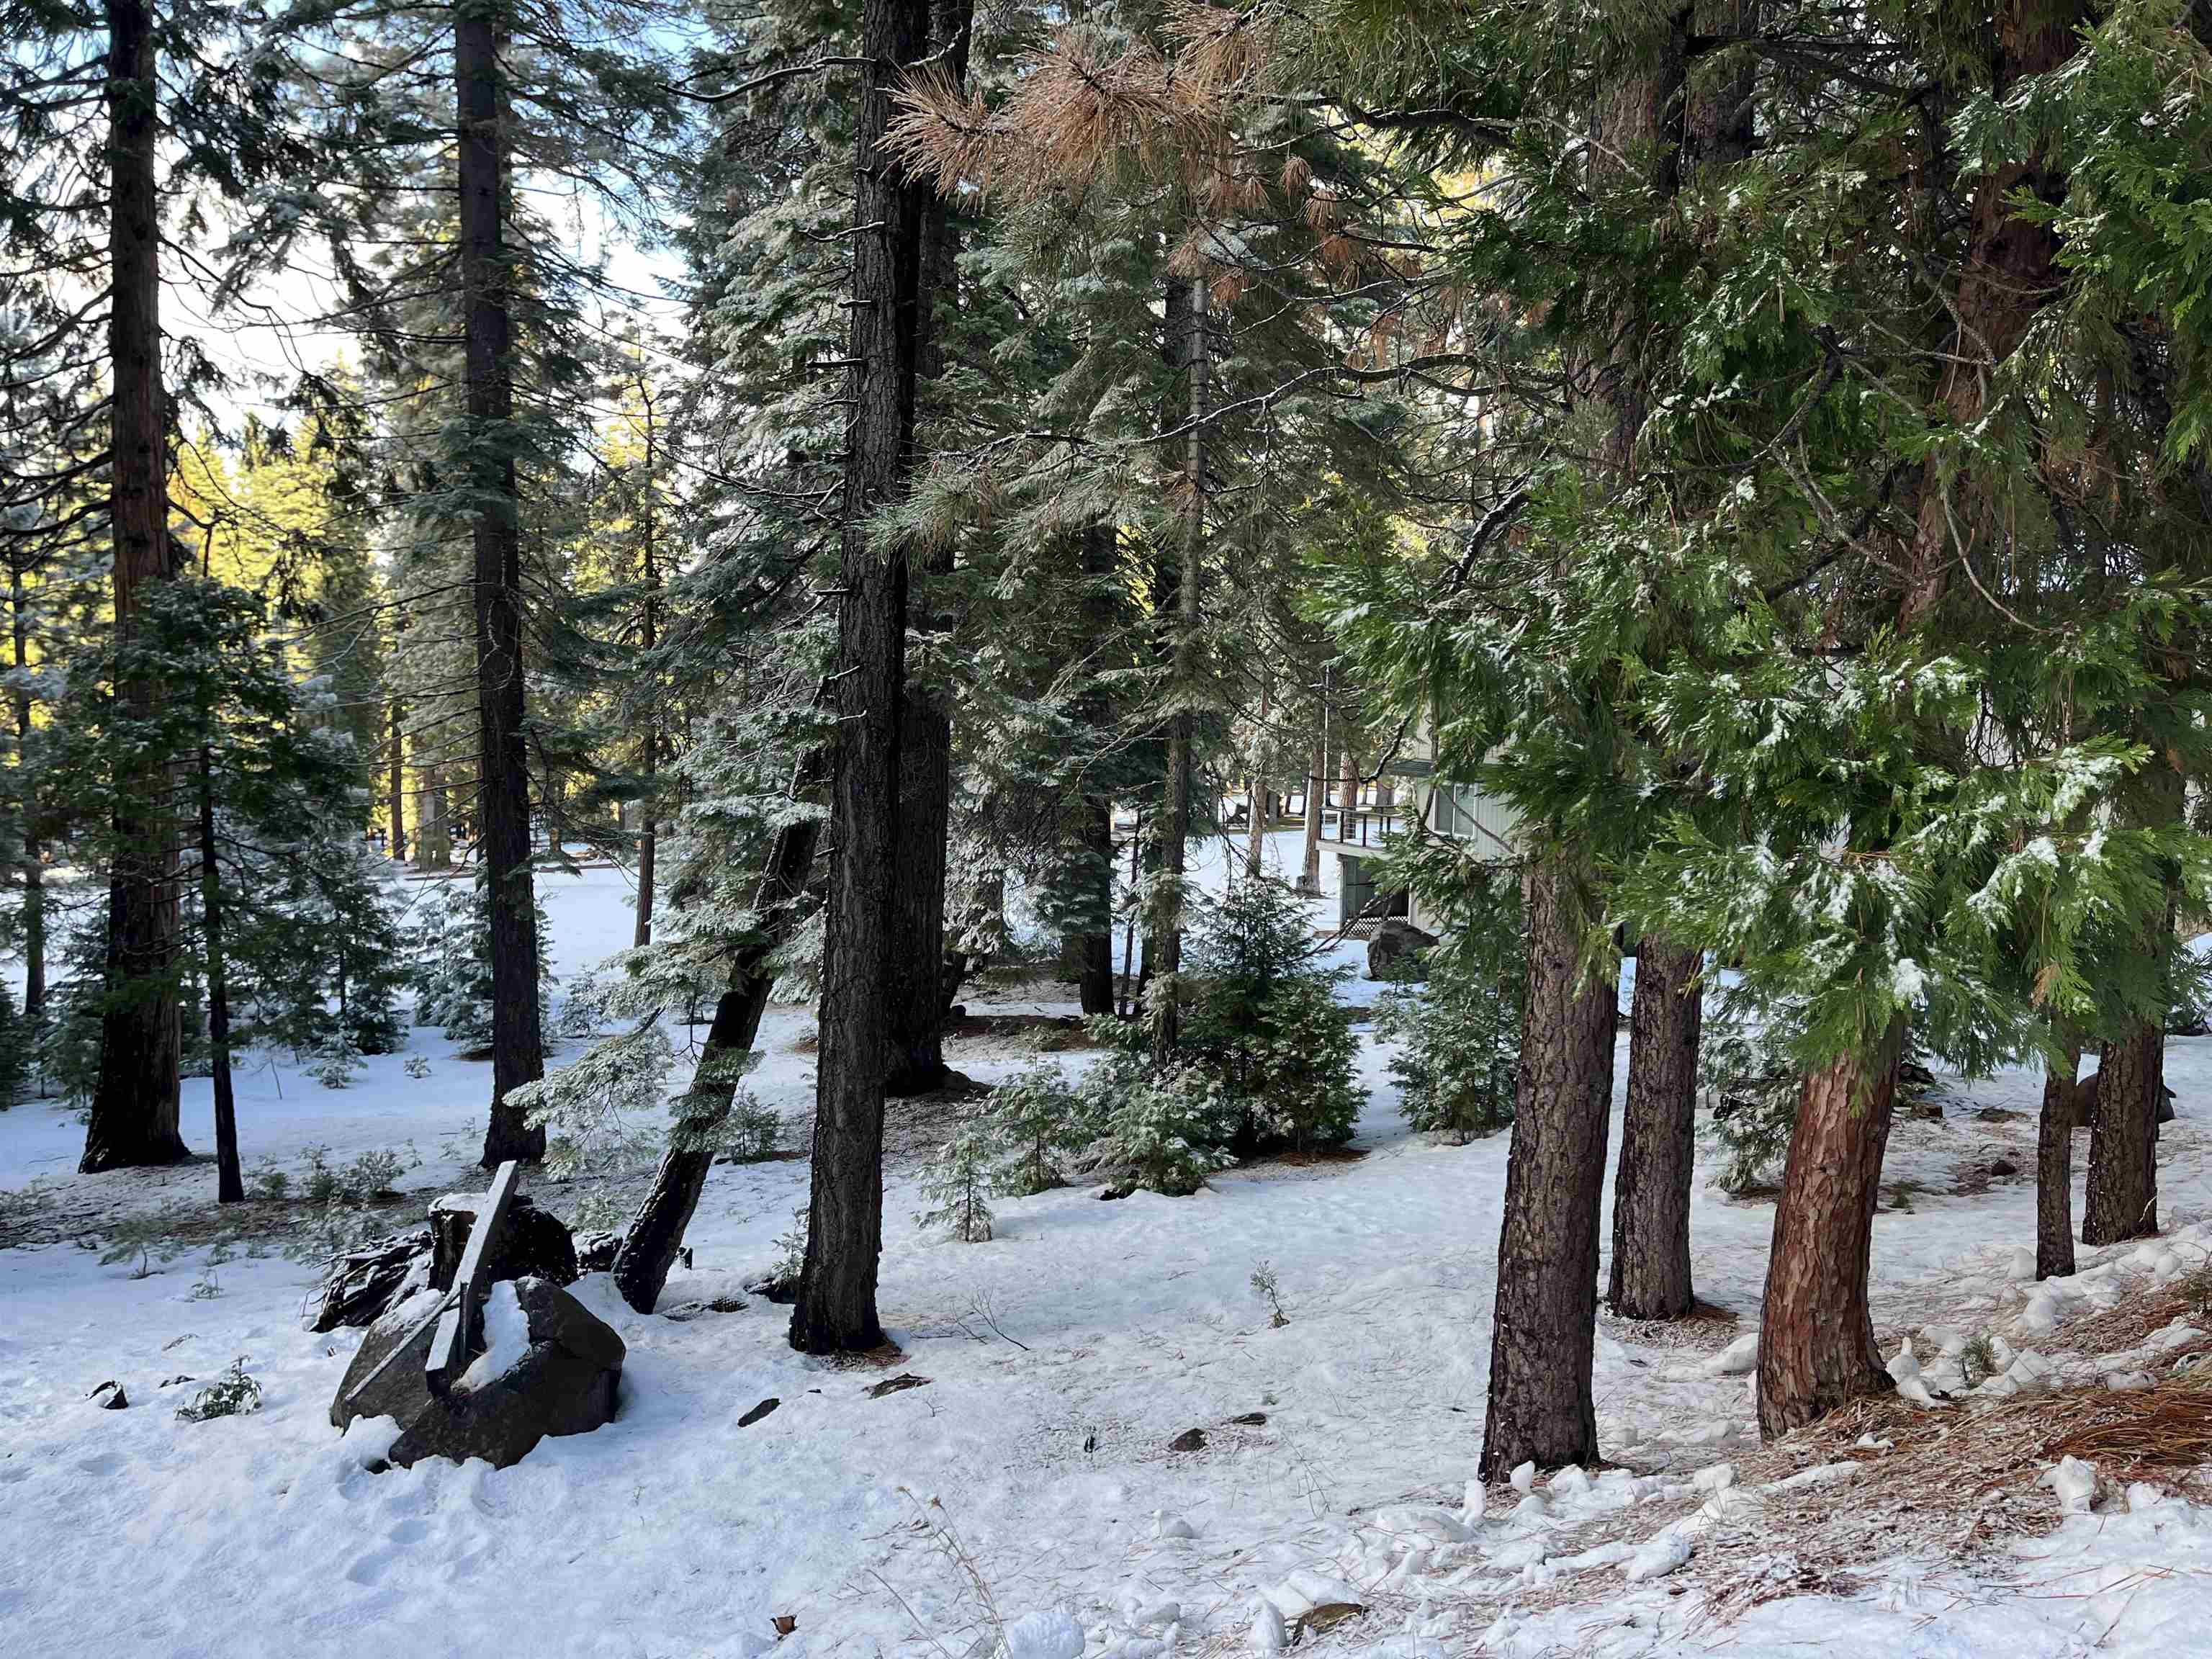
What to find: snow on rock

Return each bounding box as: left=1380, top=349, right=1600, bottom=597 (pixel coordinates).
left=1705, top=1331, right=1760, bottom=1376
left=457, top=1280, right=530, bottom=1392
left=1622, top=1527, right=1694, bottom=1583
left=1249, top=1600, right=1285, bottom=1653
left=1509, top=1460, right=1536, bottom=1493
left=2045, top=1455, right=2100, bottom=1515
left=1002, top=1608, right=1087, bottom=1659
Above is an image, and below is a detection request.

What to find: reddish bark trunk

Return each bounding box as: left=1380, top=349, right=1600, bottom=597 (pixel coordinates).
left=1755, top=1020, right=1902, bottom=1437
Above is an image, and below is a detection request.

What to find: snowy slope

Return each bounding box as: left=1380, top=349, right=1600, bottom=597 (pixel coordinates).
left=5, top=837, right=2212, bottom=1658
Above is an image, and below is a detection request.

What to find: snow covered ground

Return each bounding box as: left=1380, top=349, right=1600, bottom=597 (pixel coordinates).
left=6, top=832, right=2212, bottom=1658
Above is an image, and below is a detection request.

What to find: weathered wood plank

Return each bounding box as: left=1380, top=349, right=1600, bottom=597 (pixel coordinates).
left=426, top=1160, right=521, bottom=1395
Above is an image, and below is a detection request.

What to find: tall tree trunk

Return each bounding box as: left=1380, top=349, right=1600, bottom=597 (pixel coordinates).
left=790, top=0, right=934, bottom=1356
left=1480, top=855, right=1619, bottom=1478
left=614, top=750, right=827, bottom=1313
left=12, top=564, right=42, bottom=1022
left=1148, top=274, right=1207, bottom=1067
left=1608, top=937, right=1701, bottom=1320
left=2084, top=1025, right=2164, bottom=1244
left=82, top=0, right=185, bottom=1173
left=387, top=696, right=407, bottom=863
left=881, top=0, right=976, bottom=1096
left=633, top=382, right=660, bottom=950
left=457, top=6, right=545, bottom=1167
left=194, top=742, right=241, bottom=1203
left=1755, top=1018, right=1902, bottom=1437
left=1299, top=737, right=1323, bottom=891
left=1896, top=1, right=2084, bottom=630
left=2036, top=1035, right=2080, bottom=1278
left=1244, top=671, right=1272, bottom=877
left=1074, top=521, right=1119, bottom=1017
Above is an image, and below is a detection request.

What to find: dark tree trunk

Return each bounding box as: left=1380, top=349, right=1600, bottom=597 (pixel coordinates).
left=387, top=696, right=407, bottom=863
left=1896, top=0, right=2085, bottom=629
left=613, top=752, right=827, bottom=1313
left=1608, top=937, right=1701, bottom=1320
left=1299, top=736, right=1323, bottom=890
left=1479, top=857, right=1619, bottom=1478
left=82, top=0, right=185, bottom=1173
left=789, top=0, right=934, bottom=1356
left=2036, top=1036, right=2080, bottom=1278
left=1146, top=276, right=1207, bottom=1066
left=457, top=6, right=544, bottom=1168
left=633, top=380, right=661, bottom=950
left=194, top=743, right=241, bottom=1203
left=12, top=564, right=42, bottom=1021
left=1755, top=1019, right=1902, bottom=1437
left=1074, top=522, right=1119, bottom=1018
left=882, top=0, right=975, bottom=1098
left=2084, top=1024, right=2163, bottom=1244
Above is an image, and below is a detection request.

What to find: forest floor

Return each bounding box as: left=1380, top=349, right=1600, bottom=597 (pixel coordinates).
left=7, top=834, right=2212, bottom=1658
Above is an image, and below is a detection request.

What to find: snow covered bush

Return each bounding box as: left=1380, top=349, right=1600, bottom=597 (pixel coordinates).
left=1375, top=944, right=1522, bottom=1141
left=986, top=1062, right=1089, bottom=1195
left=308, top=1038, right=362, bottom=1089
left=403, top=1054, right=431, bottom=1079
left=916, top=1110, right=995, bottom=1241
left=176, top=1359, right=262, bottom=1423
left=1179, top=876, right=1362, bottom=1153
left=1082, top=1049, right=1235, bottom=1196
left=0, top=981, right=29, bottom=1108
left=405, top=877, right=554, bottom=1049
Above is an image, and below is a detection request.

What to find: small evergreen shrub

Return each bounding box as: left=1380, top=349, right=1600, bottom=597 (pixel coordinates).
left=405, top=878, right=554, bottom=1048
left=403, top=1054, right=431, bottom=1079
left=986, top=1062, right=1089, bottom=1195
left=1085, top=1053, right=1235, bottom=1196
left=1375, top=948, right=1522, bottom=1141
left=176, top=1358, right=262, bottom=1423
left=0, top=981, right=27, bottom=1108
left=1701, top=990, right=1801, bottom=1194
left=915, top=1110, right=995, bottom=1241
left=309, top=1038, right=363, bottom=1090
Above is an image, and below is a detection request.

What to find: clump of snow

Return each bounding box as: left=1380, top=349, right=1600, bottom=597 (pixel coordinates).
left=1002, top=1608, right=1085, bottom=1659
left=1623, top=1527, right=1693, bottom=1583
left=1705, top=1331, right=1760, bottom=1375
left=2045, top=1456, right=2099, bottom=1515
left=457, top=1280, right=530, bottom=1392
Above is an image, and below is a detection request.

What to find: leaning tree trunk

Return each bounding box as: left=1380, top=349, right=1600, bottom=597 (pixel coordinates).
left=457, top=6, right=545, bottom=1167
left=1147, top=274, right=1208, bottom=1067
left=2036, top=1035, right=2080, bottom=1278
left=194, top=742, right=242, bottom=1203
left=82, top=0, right=185, bottom=1173
left=2083, top=1023, right=2163, bottom=1244
left=1608, top=937, right=1701, bottom=1320
left=789, top=0, right=935, bottom=1357
left=613, top=752, right=827, bottom=1313
left=1755, top=1017, right=1903, bottom=1437
left=1479, top=856, right=1619, bottom=1479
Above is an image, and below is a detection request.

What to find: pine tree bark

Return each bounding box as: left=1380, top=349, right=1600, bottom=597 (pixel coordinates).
left=1896, top=0, right=2085, bottom=629
left=2036, top=1036, right=2080, bottom=1278
left=1299, top=737, right=1323, bottom=891
left=1148, top=276, right=1207, bottom=1066
left=1480, top=856, right=1619, bottom=1478
left=633, top=381, right=660, bottom=950
left=1608, top=937, right=1701, bottom=1320
left=881, top=0, right=976, bottom=1095
left=613, top=750, right=826, bottom=1313
left=790, top=0, right=935, bottom=1355
left=2083, top=1025, right=2163, bottom=1244
left=1074, top=522, right=1119, bottom=1018
left=194, top=742, right=242, bottom=1204
left=12, top=564, right=42, bottom=1021
left=387, top=696, right=407, bottom=863
left=82, top=0, right=185, bottom=1172
left=457, top=5, right=545, bottom=1167
left=1755, top=1018, right=1903, bottom=1437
